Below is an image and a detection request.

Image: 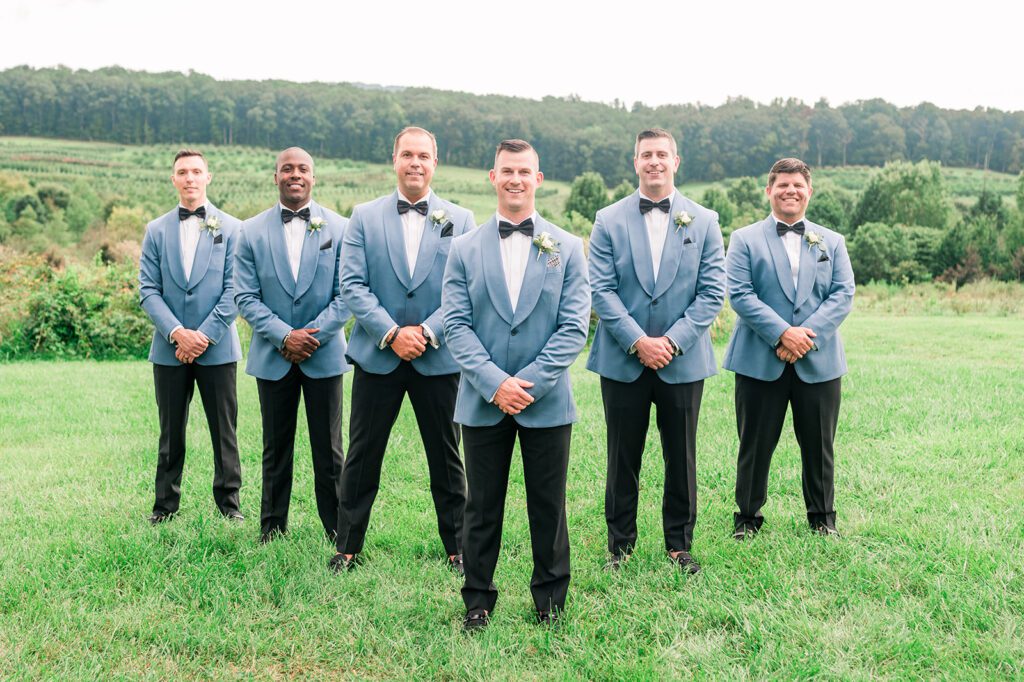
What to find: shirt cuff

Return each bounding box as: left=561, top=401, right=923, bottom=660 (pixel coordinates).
left=420, top=323, right=439, bottom=349
left=627, top=333, right=644, bottom=355
left=667, top=337, right=682, bottom=356
left=169, top=325, right=183, bottom=344
left=379, top=325, right=399, bottom=350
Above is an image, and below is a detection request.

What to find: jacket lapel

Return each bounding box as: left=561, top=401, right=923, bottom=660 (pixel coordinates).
left=794, top=224, right=819, bottom=307
left=269, top=206, right=296, bottom=296
left=511, top=218, right=549, bottom=326
left=384, top=191, right=412, bottom=288
left=294, top=202, right=324, bottom=298
left=653, top=191, right=685, bottom=299
left=481, top=218, right=514, bottom=325
left=626, top=193, right=655, bottom=297
left=187, top=202, right=215, bottom=287
left=163, top=210, right=187, bottom=290
left=409, top=194, right=441, bottom=291
left=763, top=217, right=796, bottom=303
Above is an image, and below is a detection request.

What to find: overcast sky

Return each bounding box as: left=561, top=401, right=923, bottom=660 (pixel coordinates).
left=1, top=0, right=1020, bottom=112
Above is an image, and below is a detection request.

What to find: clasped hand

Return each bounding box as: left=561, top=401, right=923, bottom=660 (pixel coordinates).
left=282, top=327, right=320, bottom=363
left=634, top=336, right=674, bottom=370
left=493, top=377, right=535, bottom=415
left=390, top=325, right=428, bottom=361
left=172, top=328, right=210, bottom=364
left=777, top=326, right=817, bottom=364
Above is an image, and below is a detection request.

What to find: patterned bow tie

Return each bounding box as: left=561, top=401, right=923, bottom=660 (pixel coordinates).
left=281, top=207, right=311, bottom=222
left=639, top=197, right=670, bottom=214
left=397, top=199, right=428, bottom=216
left=178, top=206, right=206, bottom=221
left=776, top=220, right=805, bottom=236
left=498, top=218, right=534, bottom=239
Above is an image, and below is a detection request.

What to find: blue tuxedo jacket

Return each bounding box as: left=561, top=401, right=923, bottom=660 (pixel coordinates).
left=722, top=216, right=855, bottom=383
left=587, top=190, right=725, bottom=384
left=139, top=203, right=242, bottom=366
left=341, top=191, right=475, bottom=376
left=234, top=201, right=352, bottom=381
left=442, top=216, right=590, bottom=428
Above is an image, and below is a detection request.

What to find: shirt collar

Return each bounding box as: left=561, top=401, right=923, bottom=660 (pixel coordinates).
left=397, top=189, right=432, bottom=206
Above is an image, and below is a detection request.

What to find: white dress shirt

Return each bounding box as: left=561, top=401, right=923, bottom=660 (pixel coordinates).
left=281, top=202, right=311, bottom=281
left=774, top=215, right=803, bottom=289
left=639, top=192, right=670, bottom=281
left=497, top=211, right=535, bottom=313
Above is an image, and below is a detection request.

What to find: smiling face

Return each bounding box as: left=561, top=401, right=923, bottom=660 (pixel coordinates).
left=490, top=148, right=543, bottom=221
left=393, top=131, right=437, bottom=203
left=767, top=172, right=813, bottom=223
left=171, top=154, right=211, bottom=209
left=274, top=147, right=316, bottom=209
left=634, top=136, right=680, bottom=201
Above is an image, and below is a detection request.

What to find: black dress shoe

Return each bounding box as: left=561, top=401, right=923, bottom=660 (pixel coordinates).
left=259, top=528, right=285, bottom=545
left=224, top=510, right=244, bottom=522
left=669, top=551, right=702, bottom=574
left=536, top=609, right=561, bottom=626
left=604, top=553, right=630, bottom=571
left=812, top=523, right=841, bottom=538
left=328, top=553, right=358, bottom=573
left=148, top=512, right=174, bottom=525
left=733, top=522, right=759, bottom=541
left=462, top=608, right=489, bottom=631
left=447, top=554, right=465, bottom=577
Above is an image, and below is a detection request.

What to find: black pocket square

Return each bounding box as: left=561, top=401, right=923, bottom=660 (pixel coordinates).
left=320, top=239, right=332, bottom=250
left=213, top=234, right=223, bottom=245
left=818, top=253, right=830, bottom=262
left=683, top=237, right=693, bottom=245
left=440, top=222, right=454, bottom=238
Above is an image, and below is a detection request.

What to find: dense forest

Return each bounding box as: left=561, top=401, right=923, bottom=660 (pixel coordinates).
left=2, top=66, right=1023, bottom=183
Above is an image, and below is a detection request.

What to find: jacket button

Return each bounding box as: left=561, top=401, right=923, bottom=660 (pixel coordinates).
left=295, top=299, right=301, bottom=305
left=187, top=290, right=193, bottom=296
left=511, top=328, right=519, bottom=336
left=652, top=299, right=659, bottom=306
left=407, top=292, right=414, bottom=298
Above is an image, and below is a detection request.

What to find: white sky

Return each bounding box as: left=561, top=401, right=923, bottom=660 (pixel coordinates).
left=1, top=0, right=1021, bottom=112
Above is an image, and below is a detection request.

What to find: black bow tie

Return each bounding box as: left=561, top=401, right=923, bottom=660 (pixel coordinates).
left=179, top=206, right=206, bottom=221
left=281, top=207, right=311, bottom=222
left=498, top=218, right=534, bottom=239
left=397, top=199, right=428, bottom=216
left=639, top=197, right=670, bottom=214
left=776, top=220, right=805, bottom=236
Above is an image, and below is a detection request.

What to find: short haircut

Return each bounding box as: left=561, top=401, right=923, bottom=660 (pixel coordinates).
left=634, top=128, right=677, bottom=157
left=768, top=158, right=812, bottom=186
left=493, top=139, right=538, bottom=168
left=393, top=126, right=438, bottom=158
left=173, top=149, right=206, bottom=169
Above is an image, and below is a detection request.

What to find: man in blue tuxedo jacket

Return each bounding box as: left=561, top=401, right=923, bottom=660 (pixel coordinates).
left=723, top=158, right=855, bottom=538
left=139, top=149, right=243, bottom=524
left=331, top=127, right=473, bottom=573
left=588, top=129, right=725, bottom=574
left=443, top=140, right=590, bottom=630
left=234, top=147, right=351, bottom=543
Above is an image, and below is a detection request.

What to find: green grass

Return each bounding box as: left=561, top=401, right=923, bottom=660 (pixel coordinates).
left=1, top=315, right=1023, bottom=679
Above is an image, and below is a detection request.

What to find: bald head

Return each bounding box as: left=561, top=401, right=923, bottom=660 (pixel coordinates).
left=275, top=147, right=316, bottom=209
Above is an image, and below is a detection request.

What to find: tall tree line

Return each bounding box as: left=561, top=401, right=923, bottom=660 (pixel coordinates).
left=2, top=66, right=1023, bottom=183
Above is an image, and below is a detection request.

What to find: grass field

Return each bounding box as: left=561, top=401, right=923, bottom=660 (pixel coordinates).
left=1, top=313, right=1023, bottom=679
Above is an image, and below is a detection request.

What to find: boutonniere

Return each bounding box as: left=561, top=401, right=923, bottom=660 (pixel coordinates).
left=308, top=216, right=326, bottom=233
left=430, top=209, right=449, bottom=230
left=201, top=215, right=221, bottom=235
left=674, top=211, right=693, bottom=233
left=533, top=231, right=560, bottom=261
left=804, top=231, right=826, bottom=252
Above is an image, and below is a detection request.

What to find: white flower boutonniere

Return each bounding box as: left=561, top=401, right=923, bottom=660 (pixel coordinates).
left=674, top=211, right=693, bottom=234
left=804, top=231, right=825, bottom=252
left=430, top=209, right=448, bottom=229
left=202, top=215, right=220, bottom=235
left=533, top=231, right=560, bottom=261
left=308, top=217, right=326, bottom=233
